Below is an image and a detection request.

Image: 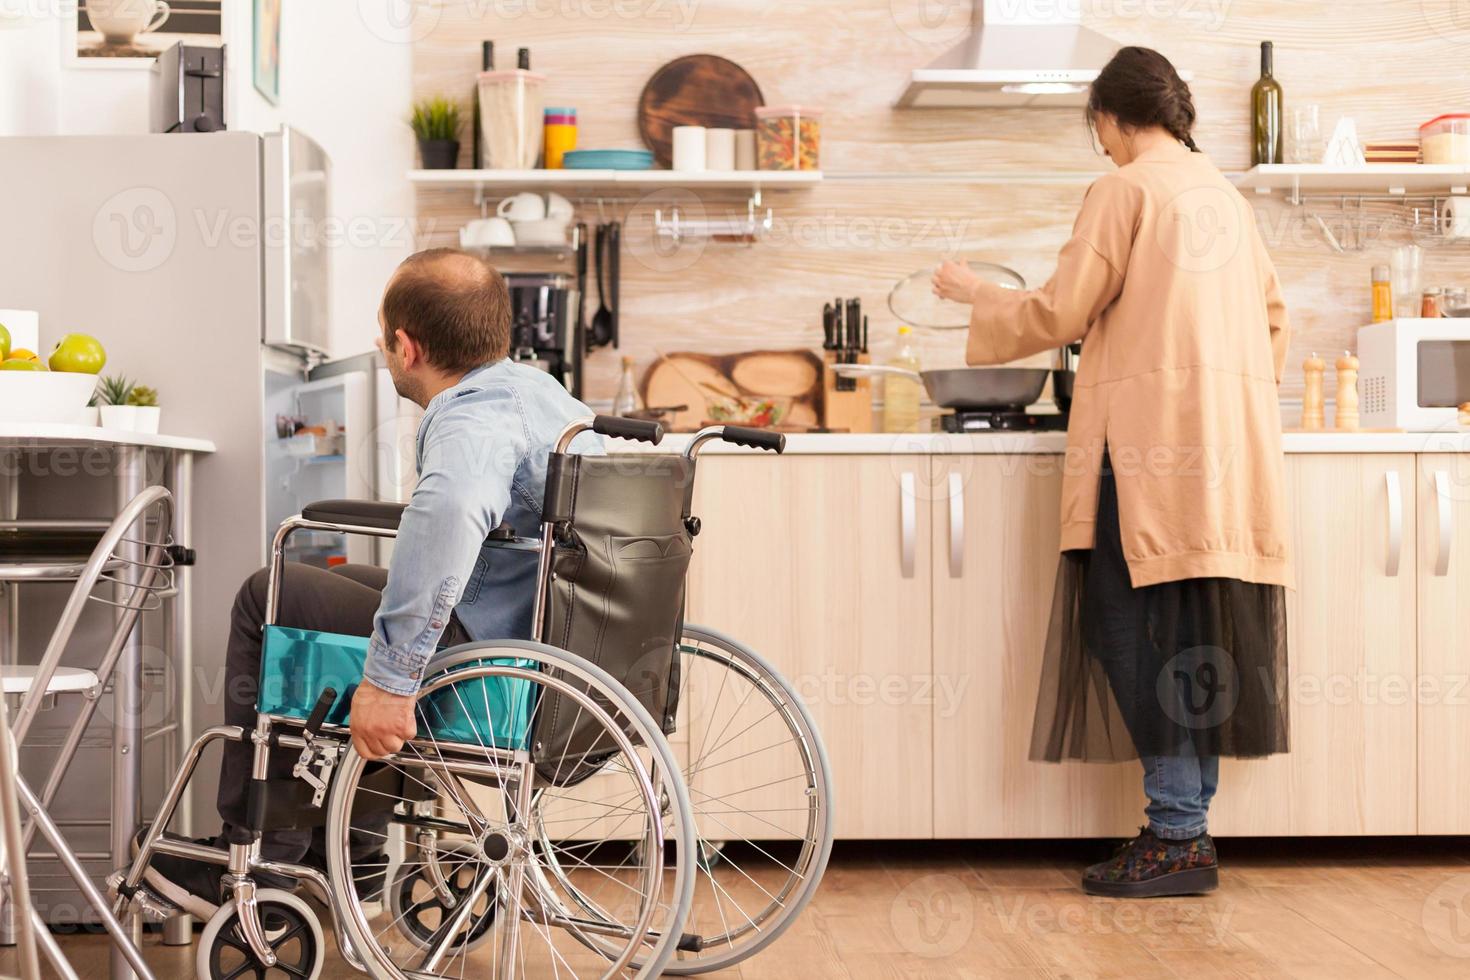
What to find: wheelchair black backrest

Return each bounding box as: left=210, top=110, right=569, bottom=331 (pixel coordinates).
left=531, top=451, right=696, bottom=784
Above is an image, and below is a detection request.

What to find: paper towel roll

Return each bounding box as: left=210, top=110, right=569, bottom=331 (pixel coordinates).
left=705, top=128, right=736, bottom=171
left=672, top=126, right=707, bottom=172
left=734, top=129, right=757, bottom=170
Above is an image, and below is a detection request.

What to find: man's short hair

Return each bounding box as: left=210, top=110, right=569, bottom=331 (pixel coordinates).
left=381, top=249, right=511, bottom=372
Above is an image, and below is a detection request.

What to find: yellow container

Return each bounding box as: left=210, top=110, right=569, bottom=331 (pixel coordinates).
left=543, top=107, right=577, bottom=170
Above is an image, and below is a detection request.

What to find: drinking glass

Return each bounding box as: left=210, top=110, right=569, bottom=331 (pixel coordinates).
left=1390, top=244, right=1422, bottom=320
left=1287, top=104, right=1323, bottom=164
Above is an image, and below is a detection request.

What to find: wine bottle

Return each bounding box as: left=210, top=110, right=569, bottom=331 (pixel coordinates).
left=472, top=41, right=493, bottom=169
left=1251, top=41, right=1283, bottom=166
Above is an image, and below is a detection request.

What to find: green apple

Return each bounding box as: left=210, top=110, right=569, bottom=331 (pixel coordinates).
left=48, top=333, right=107, bottom=374
left=0, top=358, right=45, bottom=371
left=0, top=323, right=10, bottom=360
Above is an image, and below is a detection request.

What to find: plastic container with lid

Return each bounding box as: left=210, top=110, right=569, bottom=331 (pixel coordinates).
left=478, top=70, right=545, bottom=169
left=543, top=107, right=577, bottom=170
left=1419, top=114, right=1470, bottom=164
left=755, top=105, right=822, bottom=171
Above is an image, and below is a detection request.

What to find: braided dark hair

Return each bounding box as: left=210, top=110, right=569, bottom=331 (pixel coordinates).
left=1087, top=46, right=1199, bottom=152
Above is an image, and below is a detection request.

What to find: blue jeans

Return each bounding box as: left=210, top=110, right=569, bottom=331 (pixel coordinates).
left=1141, top=754, right=1219, bottom=839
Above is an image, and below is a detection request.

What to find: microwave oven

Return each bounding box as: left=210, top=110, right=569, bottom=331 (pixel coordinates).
left=1357, top=318, right=1470, bottom=431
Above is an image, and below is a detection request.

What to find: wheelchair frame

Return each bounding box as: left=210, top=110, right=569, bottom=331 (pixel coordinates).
left=113, top=416, right=785, bottom=978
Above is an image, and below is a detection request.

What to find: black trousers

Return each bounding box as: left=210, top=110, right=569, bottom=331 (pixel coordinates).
left=217, top=563, right=402, bottom=858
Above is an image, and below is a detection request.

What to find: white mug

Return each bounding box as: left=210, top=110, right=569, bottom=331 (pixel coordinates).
left=1444, top=196, right=1470, bottom=240
left=87, top=0, right=170, bottom=43
left=458, top=217, right=515, bottom=249
left=672, top=126, right=707, bottom=172
left=497, top=192, right=546, bottom=222
left=544, top=192, right=574, bottom=223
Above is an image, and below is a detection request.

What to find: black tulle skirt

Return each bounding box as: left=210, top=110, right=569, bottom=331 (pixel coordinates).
left=1030, top=450, right=1290, bottom=762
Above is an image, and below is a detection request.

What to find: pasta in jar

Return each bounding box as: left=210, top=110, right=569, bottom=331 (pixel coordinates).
left=755, top=106, right=823, bottom=171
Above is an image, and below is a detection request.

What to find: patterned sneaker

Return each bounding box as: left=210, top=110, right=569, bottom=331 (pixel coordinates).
left=1082, top=826, right=1219, bottom=897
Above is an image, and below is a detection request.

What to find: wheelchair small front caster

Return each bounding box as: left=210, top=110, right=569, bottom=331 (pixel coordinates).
left=196, top=889, right=324, bottom=980
left=388, top=842, right=497, bottom=953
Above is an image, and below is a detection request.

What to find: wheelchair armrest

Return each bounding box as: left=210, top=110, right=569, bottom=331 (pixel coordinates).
left=301, top=499, right=407, bottom=531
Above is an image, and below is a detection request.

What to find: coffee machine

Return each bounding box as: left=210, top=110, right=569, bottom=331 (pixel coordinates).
left=505, top=271, right=584, bottom=397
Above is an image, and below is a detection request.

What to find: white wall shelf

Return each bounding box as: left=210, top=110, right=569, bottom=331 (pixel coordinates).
left=408, top=169, right=823, bottom=194
left=1231, top=164, right=1470, bottom=203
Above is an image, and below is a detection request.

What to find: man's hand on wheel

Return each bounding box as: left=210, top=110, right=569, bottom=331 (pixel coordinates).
left=349, top=679, right=418, bottom=760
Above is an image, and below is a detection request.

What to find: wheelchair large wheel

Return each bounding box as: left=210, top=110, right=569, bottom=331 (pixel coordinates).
left=324, top=641, right=696, bottom=980
left=536, top=624, right=834, bottom=974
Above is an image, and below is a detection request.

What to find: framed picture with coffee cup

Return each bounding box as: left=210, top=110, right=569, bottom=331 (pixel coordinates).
left=70, top=0, right=220, bottom=65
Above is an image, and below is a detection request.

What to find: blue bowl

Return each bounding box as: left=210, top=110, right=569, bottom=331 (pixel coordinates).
left=562, top=149, right=656, bottom=171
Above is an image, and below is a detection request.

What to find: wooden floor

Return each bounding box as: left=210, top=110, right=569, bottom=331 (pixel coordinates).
left=14, top=838, right=1470, bottom=978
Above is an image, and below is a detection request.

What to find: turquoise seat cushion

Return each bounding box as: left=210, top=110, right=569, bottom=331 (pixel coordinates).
left=257, top=625, right=536, bottom=750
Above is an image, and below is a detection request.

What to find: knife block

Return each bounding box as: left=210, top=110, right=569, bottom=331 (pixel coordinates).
left=822, top=352, right=873, bottom=433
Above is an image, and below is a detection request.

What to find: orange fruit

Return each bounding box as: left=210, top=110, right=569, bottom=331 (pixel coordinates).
left=6, top=348, right=39, bottom=362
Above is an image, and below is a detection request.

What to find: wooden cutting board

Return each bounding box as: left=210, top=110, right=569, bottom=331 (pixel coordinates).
left=637, top=55, right=765, bottom=168
left=642, top=350, right=824, bottom=432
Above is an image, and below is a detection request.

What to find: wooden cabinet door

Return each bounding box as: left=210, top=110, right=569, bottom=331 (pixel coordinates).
left=1214, top=454, right=1419, bottom=835
left=685, top=454, right=934, bottom=839
left=930, top=455, right=1142, bottom=838
left=1417, top=453, right=1470, bottom=833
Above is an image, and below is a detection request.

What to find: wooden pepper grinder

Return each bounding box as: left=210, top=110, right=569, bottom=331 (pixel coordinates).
left=1301, top=353, right=1326, bottom=430
left=1335, top=351, right=1360, bottom=431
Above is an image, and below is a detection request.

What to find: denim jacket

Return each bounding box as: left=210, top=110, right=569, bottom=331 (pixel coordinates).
left=363, top=360, right=594, bottom=695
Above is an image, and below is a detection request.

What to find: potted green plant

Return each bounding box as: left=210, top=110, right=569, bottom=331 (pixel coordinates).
left=96, top=376, right=162, bottom=433
left=411, top=96, right=463, bottom=170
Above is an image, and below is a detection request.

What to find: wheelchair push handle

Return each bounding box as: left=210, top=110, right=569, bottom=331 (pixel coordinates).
left=720, top=426, right=786, bottom=454
left=592, top=415, right=665, bottom=445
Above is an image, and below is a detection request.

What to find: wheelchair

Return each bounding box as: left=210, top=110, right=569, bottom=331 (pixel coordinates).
left=110, top=416, right=834, bottom=979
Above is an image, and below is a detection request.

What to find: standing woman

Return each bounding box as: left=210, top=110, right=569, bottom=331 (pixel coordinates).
left=934, top=46, right=1292, bottom=898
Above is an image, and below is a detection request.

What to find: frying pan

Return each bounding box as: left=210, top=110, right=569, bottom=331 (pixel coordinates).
left=833, top=365, right=1050, bottom=411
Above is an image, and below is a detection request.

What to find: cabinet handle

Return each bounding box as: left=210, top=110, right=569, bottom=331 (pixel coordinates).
left=1434, top=470, right=1454, bottom=578
left=1385, top=469, right=1403, bottom=578
left=900, top=472, right=916, bottom=579
left=948, top=471, right=964, bottom=578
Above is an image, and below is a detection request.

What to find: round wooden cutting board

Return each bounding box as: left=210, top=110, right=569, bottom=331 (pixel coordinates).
left=637, top=55, right=765, bottom=168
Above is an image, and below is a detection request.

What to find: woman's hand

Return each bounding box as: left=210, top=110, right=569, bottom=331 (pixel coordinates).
left=932, top=260, right=981, bottom=304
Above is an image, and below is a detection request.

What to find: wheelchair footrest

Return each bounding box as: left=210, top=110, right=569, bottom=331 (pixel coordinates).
left=106, top=871, right=180, bottom=923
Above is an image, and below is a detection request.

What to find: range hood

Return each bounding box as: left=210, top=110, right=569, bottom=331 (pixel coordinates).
left=895, top=2, right=1121, bottom=109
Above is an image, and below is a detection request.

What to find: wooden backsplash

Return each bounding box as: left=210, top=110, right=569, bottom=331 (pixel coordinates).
left=411, top=0, right=1470, bottom=405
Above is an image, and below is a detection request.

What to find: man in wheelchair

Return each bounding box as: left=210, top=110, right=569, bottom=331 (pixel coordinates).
left=138, top=248, right=594, bottom=920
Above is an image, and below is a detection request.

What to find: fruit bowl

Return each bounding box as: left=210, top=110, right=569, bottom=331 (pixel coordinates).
left=0, top=371, right=97, bottom=425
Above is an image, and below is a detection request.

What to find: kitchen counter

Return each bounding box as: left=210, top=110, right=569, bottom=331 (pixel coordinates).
left=635, top=430, right=1470, bottom=456
left=0, top=422, right=217, bottom=454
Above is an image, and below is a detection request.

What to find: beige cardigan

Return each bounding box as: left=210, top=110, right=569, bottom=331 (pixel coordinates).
left=967, top=140, right=1293, bottom=589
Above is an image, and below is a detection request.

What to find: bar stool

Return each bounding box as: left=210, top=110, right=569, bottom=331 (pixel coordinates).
left=0, top=487, right=175, bottom=978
